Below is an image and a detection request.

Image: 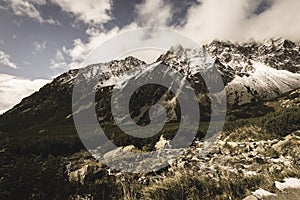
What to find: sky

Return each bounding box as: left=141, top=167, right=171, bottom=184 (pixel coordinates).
left=0, top=0, right=300, bottom=113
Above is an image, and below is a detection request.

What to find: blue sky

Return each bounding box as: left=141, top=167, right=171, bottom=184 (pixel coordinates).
left=0, top=0, right=299, bottom=113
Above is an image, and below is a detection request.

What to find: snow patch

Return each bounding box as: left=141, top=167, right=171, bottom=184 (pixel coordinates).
left=252, top=188, right=276, bottom=198
left=227, top=60, right=300, bottom=105
left=275, top=178, right=300, bottom=191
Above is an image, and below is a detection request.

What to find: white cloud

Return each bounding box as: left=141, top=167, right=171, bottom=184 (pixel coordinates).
left=179, top=0, right=256, bottom=42
left=247, top=0, right=300, bottom=41
left=62, top=26, right=127, bottom=69
left=135, top=0, right=172, bottom=27
left=0, top=51, right=17, bottom=69
left=50, top=50, right=68, bottom=69
left=51, top=0, right=113, bottom=25
left=6, top=0, right=58, bottom=24
left=60, top=0, right=174, bottom=68
left=180, top=0, right=300, bottom=42
left=55, top=0, right=300, bottom=70
left=33, top=41, right=46, bottom=53
left=0, top=74, right=49, bottom=114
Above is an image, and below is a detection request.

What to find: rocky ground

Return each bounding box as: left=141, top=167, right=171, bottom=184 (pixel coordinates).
left=66, top=128, right=300, bottom=199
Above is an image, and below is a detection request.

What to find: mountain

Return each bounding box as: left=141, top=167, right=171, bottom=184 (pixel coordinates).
left=0, top=56, right=146, bottom=132
left=0, top=38, right=299, bottom=133
left=205, top=38, right=300, bottom=105
left=1, top=38, right=300, bottom=200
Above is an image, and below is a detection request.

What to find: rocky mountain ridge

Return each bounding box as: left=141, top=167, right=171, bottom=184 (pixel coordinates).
left=0, top=38, right=300, bottom=131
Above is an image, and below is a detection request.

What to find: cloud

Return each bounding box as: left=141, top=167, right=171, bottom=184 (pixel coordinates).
left=0, top=74, right=49, bottom=114
left=59, top=0, right=174, bottom=68
left=62, top=26, right=128, bottom=69
left=5, top=0, right=58, bottom=24
left=51, top=0, right=113, bottom=25
left=22, top=61, right=32, bottom=65
left=50, top=50, right=68, bottom=69
left=134, top=0, right=172, bottom=27
left=54, top=0, right=300, bottom=70
left=180, top=0, right=300, bottom=42
left=30, top=0, right=47, bottom=5
left=247, top=0, right=300, bottom=41
left=0, top=51, right=18, bottom=69
left=33, top=41, right=46, bottom=53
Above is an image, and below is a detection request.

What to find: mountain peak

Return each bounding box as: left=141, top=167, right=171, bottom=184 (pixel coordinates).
left=169, top=44, right=185, bottom=55
left=262, top=38, right=296, bottom=49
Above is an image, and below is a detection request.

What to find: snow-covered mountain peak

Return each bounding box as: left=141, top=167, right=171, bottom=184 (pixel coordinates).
left=2, top=39, right=300, bottom=123
left=262, top=38, right=296, bottom=49
left=206, top=38, right=300, bottom=73
left=63, top=56, right=147, bottom=89
left=169, top=44, right=185, bottom=56
left=226, top=60, right=300, bottom=105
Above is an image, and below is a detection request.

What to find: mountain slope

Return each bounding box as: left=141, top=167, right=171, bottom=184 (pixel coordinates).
left=0, top=39, right=299, bottom=133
